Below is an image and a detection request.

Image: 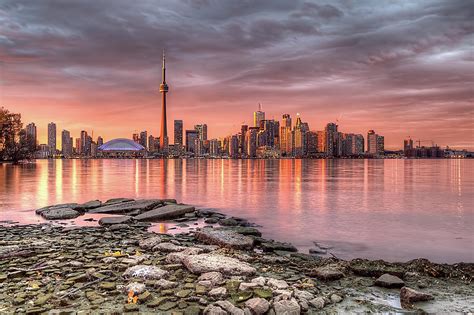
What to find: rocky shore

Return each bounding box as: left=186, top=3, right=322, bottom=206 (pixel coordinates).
left=1, top=198, right=472, bottom=314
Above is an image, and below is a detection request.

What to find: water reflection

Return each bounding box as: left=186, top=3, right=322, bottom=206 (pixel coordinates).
left=0, top=159, right=472, bottom=263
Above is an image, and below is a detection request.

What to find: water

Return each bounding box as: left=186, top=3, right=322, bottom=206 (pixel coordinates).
left=1, top=159, right=472, bottom=263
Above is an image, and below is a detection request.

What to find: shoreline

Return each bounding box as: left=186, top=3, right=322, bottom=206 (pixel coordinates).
left=1, top=199, right=473, bottom=313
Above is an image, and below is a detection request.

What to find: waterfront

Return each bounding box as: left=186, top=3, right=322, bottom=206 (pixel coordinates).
left=1, top=159, right=472, bottom=263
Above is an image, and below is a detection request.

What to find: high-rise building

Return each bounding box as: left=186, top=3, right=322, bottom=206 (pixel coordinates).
left=325, top=123, right=338, bottom=157
left=377, top=135, right=385, bottom=156
left=148, top=135, right=156, bottom=152
left=132, top=133, right=140, bottom=143
left=404, top=138, right=414, bottom=156
left=48, top=122, right=56, bottom=155
left=194, top=124, right=208, bottom=141
left=75, top=138, right=81, bottom=155
left=317, top=131, right=325, bottom=152
left=294, top=114, right=309, bottom=157
left=351, top=134, right=364, bottom=155
left=97, top=136, right=104, bottom=147
left=306, top=131, right=318, bottom=155
left=280, top=114, right=292, bottom=155
left=230, top=135, right=239, bottom=158
left=140, top=131, right=148, bottom=149
left=159, top=50, right=169, bottom=151
left=367, top=130, right=384, bottom=155
left=174, top=120, right=183, bottom=147
left=185, top=130, right=198, bottom=153
left=80, top=131, right=89, bottom=156
left=26, top=123, right=37, bottom=150
left=209, top=139, right=219, bottom=157
left=240, top=125, right=248, bottom=156
left=246, top=127, right=258, bottom=158
left=61, top=130, right=73, bottom=158
left=90, top=141, right=98, bottom=157
left=253, top=103, right=265, bottom=128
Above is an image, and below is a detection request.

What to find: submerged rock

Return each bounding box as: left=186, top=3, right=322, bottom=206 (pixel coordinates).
left=134, top=204, right=195, bottom=221
left=89, top=199, right=162, bottom=214
left=374, top=273, right=405, bottom=288
left=400, top=287, right=434, bottom=307
left=195, top=228, right=254, bottom=250
left=182, top=254, right=256, bottom=276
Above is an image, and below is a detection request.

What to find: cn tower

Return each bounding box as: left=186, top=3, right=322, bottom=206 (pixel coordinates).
left=159, top=50, right=169, bottom=150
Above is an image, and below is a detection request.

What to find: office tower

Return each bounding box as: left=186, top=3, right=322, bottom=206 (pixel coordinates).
left=80, top=131, right=89, bottom=156
left=341, top=133, right=353, bottom=156
left=90, top=141, right=98, bottom=157
left=159, top=50, right=169, bottom=151
left=404, top=138, right=414, bottom=156
left=230, top=135, right=239, bottom=158
left=174, top=120, right=183, bottom=147
left=317, top=131, right=325, bottom=152
left=253, top=103, right=265, bottom=128
left=354, top=134, right=365, bottom=155
left=148, top=135, right=156, bottom=152
left=377, top=135, right=385, bottom=156
left=140, top=131, right=148, bottom=149
left=132, top=133, right=140, bottom=143
left=294, top=114, right=308, bottom=157
left=185, top=130, right=198, bottom=153
left=61, top=130, right=73, bottom=158
left=306, top=131, right=318, bottom=155
left=26, top=123, right=37, bottom=149
left=209, top=139, right=219, bottom=157
left=325, top=123, right=338, bottom=157
left=48, top=122, right=56, bottom=155
left=367, top=130, right=378, bottom=155
left=257, top=129, right=268, bottom=147
left=75, top=138, right=81, bottom=155
left=261, top=120, right=277, bottom=147
left=240, top=125, right=248, bottom=156
left=194, top=139, right=204, bottom=157
left=246, top=127, right=258, bottom=158
left=194, top=124, right=208, bottom=141
left=86, top=135, right=92, bottom=156
left=97, top=136, right=104, bottom=147
left=279, top=114, right=292, bottom=155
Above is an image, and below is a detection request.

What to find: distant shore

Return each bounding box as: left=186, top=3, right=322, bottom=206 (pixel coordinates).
left=1, top=198, right=472, bottom=313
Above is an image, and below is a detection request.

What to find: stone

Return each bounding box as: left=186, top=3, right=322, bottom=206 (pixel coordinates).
left=215, top=300, right=245, bottom=315
left=204, top=305, right=227, bottom=315
left=374, top=273, right=405, bottom=288
left=138, top=290, right=151, bottom=302
left=99, top=281, right=116, bottom=290
left=198, top=272, right=223, bottom=286
left=134, top=204, right=195, bottom=221
left=251, top=277, right=266, bottom=287
left=309, top=297, right=325, bottom=310
left=123, top=265, right=168, bottom=280
left=209, top=287, right=227, bottom=299
left=158, top=301, right=178, bottom=311
left=105, top=197, right=134, bottom=204
left=272, top=298, right=300, bottom=315
left=154, top=242, right=186, bottom=252
left=267, top=278, right=289, bottom=290
left=139, top=236, right=162, bottom=249
left=204, top=218, right=219, bottom=224
left=89, top=199, right=162, bottom=214
left=176, top=289, right=192, bottom=298
left=400, top=287, right=434, bottom=307
left=231, top=291, right=253, bottom=303
left=147, top=296, right=169, bottom=307
left=350, top=261, right=404, bottom=278
left=154, top=279, right=178, bottom=289
left=330, top=294, right=343, bottom=303
left=293, top=289, right=314, bottom=301
left=184, top=305, right=202, bottom=315
left=35, top=203, right=79, bottom=215
left=182, top=254, right=256, bottom=276
left=123, top=304, right=139, bottom=312
left=228, top=226, right=262, bottom=237
left=308, top=266, right=344, bottom=281
left=34, top=293, right=53, bottom=306
left=260, top=241, right=297, bottom=252
left=245, top=298, right=270, bottom=315
left=253, top=288, right=272, bottom=299
left=98, top=215, right=132, bottom=226
left=109, top=224, right=130, bottom=231
left=195, top=228, right=254, bottom=250
left=80, top=200, right=102, bottom=210
left=239, top=282, right=259, bottom=291
left=40, top=207, right=80, bottom=220
left=125, top=282, right=146, bottom=294
left=218, top=218, right=239, bottom=226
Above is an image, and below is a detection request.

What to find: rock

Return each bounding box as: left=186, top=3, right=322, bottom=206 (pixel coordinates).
left=308, top=266, right=344, bottom=281
left=228, top=226, right=262, bottom=237
left=400, top=287, right=434, bottom=307
left=153, top=242, right=186, bottom=252
left=99, top=281, right=116, bottom=290
left=134, top=204, right=195, bottom=221
left=79, top=200, right=102, bottom=210
left=209, top=287, right=227, bottom=299
left=104, top=197, right=134, bottom=204
left=158, top=301, right=178, bottom=311
left=374, top=273, right=405, bottom=288
left=267, top=278, right=289, bottom=290
left=231, top=291, right=253, bottom=303
left=260, top=241, right=297, bottom=252
left=204, top=218, right=219, bottom=224
left=293, top=289, right=314, bottom=301
left=138, top=236, right=162, bottom=250
left=35, top=203, right=79, bottom=215
left=123, top=304, right=139, bottom=312
left=330, top=294, right=343, bottom=303
left=125, top=282, right=146, bottom=294
left=154, top=279, right=178, bottom=289
left=123, top=265, right=168, bottom=280
left=89, top=199, right=162, bottom=214
left=109, top=224, right=131, bottom=231
left=218, top=218, right=239, bottom=226
left=198, top=272, right=223, bottom=286
left=138, top=290, right=151, bottom=302
left=350, top=260, right=404, bottom=278
left=195, top=228, right=254, bottom=250
left=239, top=282, right=259, bottom=291
left=204, top=305, right=227, bottom=315
left=309, top=297, right=325, bottom=310
left=176, top=289, right=192, bottom=298
left=34, top=293, right=53, bottom=306
left=253, top=288, right=272, bottom=299
left=98, top=215, right=132, bottom=226
left=251, top=277, right=266, bottom=286
left=309, top=248, right=327, bottom=255
left=245, top=298, right=270, bottom=315
left=182, top=254, right=256, bottom=276
left=40, top=207, right=81, bottom=220
left=273, top=298, right=300, bottom=315
left=215, top=300, right=245, bottom=315
left=184, top=305, right=202, bottom=315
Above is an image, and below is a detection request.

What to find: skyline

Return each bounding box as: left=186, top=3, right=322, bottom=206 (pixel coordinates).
left=2, top=1, right=473, bottom=150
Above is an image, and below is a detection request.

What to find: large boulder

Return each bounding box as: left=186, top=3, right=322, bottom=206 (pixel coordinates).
left=40, top=207, right=81, bottom=220
left=400, top=287, right=433, bottom=307
left=195, top=228, right=254, bottom=250
left=245, top=298, right=270, bottom=314
left=134, top=204, right=195, bottom=221
left=79, top=200, right=102, bottom=210
left=89, top=199, right=162, bottom=214
left=98, top=215, right=132, bottom=226
left=307, top=266, right=344, bottom=281
left=182, top=254, right=256, bottom=276
left=374, top=274, right=405, bottom=288
left=273, top=298, right=300, bottom=315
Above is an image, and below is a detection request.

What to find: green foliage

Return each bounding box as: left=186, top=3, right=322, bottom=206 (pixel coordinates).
left=0, top=107, right=33, bottom=162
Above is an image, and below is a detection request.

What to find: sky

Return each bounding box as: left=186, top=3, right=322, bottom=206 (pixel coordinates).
left=1, top=0, right=473, bottom=150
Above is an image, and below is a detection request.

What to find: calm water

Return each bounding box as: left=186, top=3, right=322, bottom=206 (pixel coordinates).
left=1, top=159, right=472, bottom=263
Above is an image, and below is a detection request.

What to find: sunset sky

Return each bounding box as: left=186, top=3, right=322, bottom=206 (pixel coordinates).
left=1, top=0, right=473, bottom=149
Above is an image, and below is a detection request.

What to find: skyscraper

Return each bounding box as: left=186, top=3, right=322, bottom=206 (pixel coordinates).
left=61, top=130, right=73, bottom=158
left=280, top=114, right=292, bottom=155
left=325, top=123, right=338, bottom=157
left=26, top=123, right=37, bottom=151
left=367, top=130, right=384, bottom=155
left=48, top=122, right=56, bottom=155
left=194, top=124, right=208, bottom=141
left=97, top=136, right=104, bottom=147
left=140, top=131, right=148, bottom=149
left=159, top=50, right=169, bottom=151
left=185, top=130, right=198, bottom=153
left=246, top=127, right=258, bottom=158
left=174, top=120, right=183, bottom=147
left=253, top=103, right=265, bottom=128
left=80, top=130, right=89, bottom=156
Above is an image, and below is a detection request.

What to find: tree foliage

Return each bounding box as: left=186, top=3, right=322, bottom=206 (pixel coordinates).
left=0, top=107, right=33, bottom=162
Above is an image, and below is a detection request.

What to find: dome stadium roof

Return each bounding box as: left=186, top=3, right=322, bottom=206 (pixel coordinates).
left=98, top=138, right=145, bottom=151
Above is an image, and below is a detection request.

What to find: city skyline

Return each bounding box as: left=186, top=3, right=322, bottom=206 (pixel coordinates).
left=2, top=1, right=473, bottom=150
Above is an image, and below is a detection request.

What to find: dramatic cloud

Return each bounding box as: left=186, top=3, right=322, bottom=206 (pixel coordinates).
left=1, top=0, right=473, bottom=149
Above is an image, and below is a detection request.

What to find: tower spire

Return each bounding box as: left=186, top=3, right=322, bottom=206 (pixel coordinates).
left=162, top=50, right=166, bottom=84
left=159, top=49, right=169, bottom=152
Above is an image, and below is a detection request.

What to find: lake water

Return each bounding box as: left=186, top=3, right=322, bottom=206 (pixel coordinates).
left=1, top=159, right=472, bottom=263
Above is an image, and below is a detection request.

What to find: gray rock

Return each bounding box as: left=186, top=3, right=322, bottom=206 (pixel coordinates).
left=400, top=287, right=433, bottom=307
left=104, top=197, right=134, bottom=205
left=40, top=207, right=81, bottom=220
left=35, top=203, right=79, bottom=215
left=293, top=289, right=314, bottom=301
left=122, top=265, right=168, bottom=280
left=267, top=278, right=289, bottom=290
left=195, top=228, right=254, bottom=250
left=124, top=282, right=146, bottom=294
left=182, top=254, right=256, bottom=276
left=204, top=305, right=227, bottom=315
left=154, top=279, right=178, bottom=289
left=330, top=294, right=343, bottom=303
left=309, top=297, right=325, bottom=310
left=79, top=200, right=102, bottom=210
left=228, top=226, right=262, bottom=237
left=215, top=300, right=245, bottom=315
left=374, top=273, right=405, bottom=288
left=134, top=204, right=195, bottom=221
left=153, top=242, right=186, bottom=252
left=98, top=215, right=132, bottom=226
left=260, top=241, right=297, bottom=252
left=245, top=298, right=270, bottom=315
left=198, top=272, right=223, bottom=286
left=273, top=298, right=300, bottom=315
left=218, top=218, right=239, bottom=226
left=308, top=266, right=344, bottom=281
left=208, top=287, right=227, bottom=299
left=109, top=224, right=131, bottom=231
left=139, top=236, right=162, bottom=250
left=89, top=199, right=162, bottom=214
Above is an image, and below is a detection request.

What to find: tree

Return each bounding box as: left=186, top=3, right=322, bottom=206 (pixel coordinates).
left=0, top=107, right=33, bottom=162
